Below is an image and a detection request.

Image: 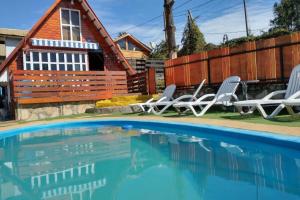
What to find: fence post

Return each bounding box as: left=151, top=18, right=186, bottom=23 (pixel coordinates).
left=207, top=59, right=211, bottom=85
left=279, top=46, right=285, bottom=83
left=147, top=68, right=156, bottom=95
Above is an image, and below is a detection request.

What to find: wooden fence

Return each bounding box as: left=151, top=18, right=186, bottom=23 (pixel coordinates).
left=127, top=72, right=148, bottom=94
left=165, top=32, right=300, bottom=87
left=11, top=70, right=128, bottom=104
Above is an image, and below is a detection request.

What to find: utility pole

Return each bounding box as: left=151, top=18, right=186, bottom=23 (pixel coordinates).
left=243, top=0, right=250, bottom=37
left=164, top=0, right=177, bottom=59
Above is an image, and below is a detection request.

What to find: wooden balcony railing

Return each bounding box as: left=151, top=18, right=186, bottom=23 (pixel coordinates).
left=11, top=70, right=128, bottom=104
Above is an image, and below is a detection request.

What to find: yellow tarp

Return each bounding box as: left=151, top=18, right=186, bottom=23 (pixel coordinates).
left=96, top=95, right=160, bottom=108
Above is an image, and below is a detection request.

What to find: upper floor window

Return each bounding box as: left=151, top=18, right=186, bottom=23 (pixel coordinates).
left=61, top=9, right=81, bottom=41
left=117, top=40, right=126, bottom=50
left=128, top=41, right=141, bottom=51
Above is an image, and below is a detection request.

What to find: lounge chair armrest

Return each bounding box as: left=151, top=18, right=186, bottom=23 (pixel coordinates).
left=263, top=90, right=286, bottom=100
left=156, top=97, right=167, bottom=103
left=196, top=94, right=216, bottom=102
left=174, top=95, right=197, bottom=102
left=288, top=91, right=300, bottom=99
left=145, top=98, right=154, bottom=104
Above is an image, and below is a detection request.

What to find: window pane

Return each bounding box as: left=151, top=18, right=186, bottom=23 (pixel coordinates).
left=33, top=52, right=39, bottom=62
left=66, top=54, right=72, bottom=63
left=128, top=42, right=140, bottom=51
left=74, top=54, right=80, bottom=63
left=42, top=63, right=48, bottom=71
left=59, top=53, right=64, bottom=62
left=75, top=64, right=80, bottom=71
left=42, top=53, right=48, bottom=62
left=59, top=64, right=65, bottom=71
left=117, top=40, right=126, bottom=50
left=33, top=63, right=40, bottom=70
left=51, top=64, right=57, bottom=71
left=81, top=54, right=85, bottom=63
left=26, top=53, right=30, bottom=62
left=82, top=65, right=86, bottom=71
left=71, top=11, right=80, bottom=26
left=72, top=27, right=81, bottom=41
left=50, top=53, right=56, bottom=62
left=26, top=63, right=31, bottom=70
left=62, top=26, right=71, bottom=40
left=61, top=10, right=70, bottom=24
left=67, top=64, right=73, bottom=71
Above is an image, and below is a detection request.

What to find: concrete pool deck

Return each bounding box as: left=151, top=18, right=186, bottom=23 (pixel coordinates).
left=0, top=115, right=299, bottom=137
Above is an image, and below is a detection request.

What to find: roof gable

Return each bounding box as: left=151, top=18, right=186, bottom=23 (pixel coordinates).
left=0, top=0, right=136, bottom=75
left=114, top=33, right=152, bottom=53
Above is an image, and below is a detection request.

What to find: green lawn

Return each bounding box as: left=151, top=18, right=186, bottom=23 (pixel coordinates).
left=14, top=110, right=300, bottom=128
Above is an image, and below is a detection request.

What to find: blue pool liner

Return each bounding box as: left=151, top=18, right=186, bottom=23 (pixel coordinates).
left=0, top=119, right=299, bottom=150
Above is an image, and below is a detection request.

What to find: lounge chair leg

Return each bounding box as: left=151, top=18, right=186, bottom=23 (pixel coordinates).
left=267, top=104, right=285, bottom=119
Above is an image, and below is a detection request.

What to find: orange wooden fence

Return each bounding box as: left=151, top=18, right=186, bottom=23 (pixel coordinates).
left=165, top=32, right=300, bottom=87
left=11, top=70, right=128, bottom=104
left=127, top=72, right=148, bottom=94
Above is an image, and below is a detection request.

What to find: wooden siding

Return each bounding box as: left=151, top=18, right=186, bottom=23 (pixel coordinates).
left=11, top=70, right=128, bottom=104
left=165, top=32, right=300, bottom=86
left=30, top=0, right=124, bottom=72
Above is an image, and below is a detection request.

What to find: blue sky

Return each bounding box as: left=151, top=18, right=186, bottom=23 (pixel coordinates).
left=0, top=0, right=279, bottom=46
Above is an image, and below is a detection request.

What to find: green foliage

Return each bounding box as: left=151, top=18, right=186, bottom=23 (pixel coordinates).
left=204, top=43, right=219, bottom=51
left=149, top=40, right=169, bottom=59
left=222, top=29, right=292, bottom=47
left=270, top=0, right=300, bottom=31
left=118, top=32, right=127, bottom=37
left=178, top=14, right=206, bottom=56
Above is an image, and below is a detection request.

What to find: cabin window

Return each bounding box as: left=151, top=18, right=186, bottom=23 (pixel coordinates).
left=23, top=51, right=88, bottom=71
left=128, top=41, right=141, bottom=51
left=117, top=40, right=126, bottom=50
left=61, top=9, right=81, bottom=41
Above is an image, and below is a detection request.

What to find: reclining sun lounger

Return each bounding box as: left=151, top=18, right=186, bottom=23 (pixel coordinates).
left=234, top=65, right=300, bottom=119
left=150, top=80, right=206, bottom=115
left=130, top=84, right=176, bottom=113
left=173, top=76, right=241, bottom=117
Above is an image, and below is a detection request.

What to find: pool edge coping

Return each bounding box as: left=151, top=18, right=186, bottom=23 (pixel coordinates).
left=0, top=118, right=299, bottom=145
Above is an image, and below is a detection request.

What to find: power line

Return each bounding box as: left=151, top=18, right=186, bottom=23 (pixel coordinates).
left=111, top=0, right=198, bottom=35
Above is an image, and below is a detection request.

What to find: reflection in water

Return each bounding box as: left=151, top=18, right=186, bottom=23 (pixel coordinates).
left=0, top=126, right=299, bottom=200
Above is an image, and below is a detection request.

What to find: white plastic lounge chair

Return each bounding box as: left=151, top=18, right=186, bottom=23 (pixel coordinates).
left=131, top=84, right=176, bottom=113
left=150, top=80, right=206, bottom=115
left=173, top=76, right=241, bottom=117
left=234, top=65, right=300, bottom=119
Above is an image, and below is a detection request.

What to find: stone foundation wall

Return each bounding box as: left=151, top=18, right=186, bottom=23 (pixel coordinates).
left=16, top=101, right=96, bottom=121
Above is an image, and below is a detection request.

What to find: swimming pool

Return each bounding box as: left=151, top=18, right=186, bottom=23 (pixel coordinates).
left=0, top=120, right=299, bottom=200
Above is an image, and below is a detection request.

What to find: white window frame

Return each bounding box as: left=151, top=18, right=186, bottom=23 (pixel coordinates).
left=23, top=50, right=89, bottom=72
left=60, top=8, right=82, bottom=42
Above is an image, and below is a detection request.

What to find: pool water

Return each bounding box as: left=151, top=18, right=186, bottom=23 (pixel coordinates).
left=0, top=122, right=299, bottom=200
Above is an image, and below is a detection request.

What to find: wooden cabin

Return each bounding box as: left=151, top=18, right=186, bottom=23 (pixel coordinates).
left=0, top=0, right=136, bottom=121
left=114, top=33, right=152, bottom=72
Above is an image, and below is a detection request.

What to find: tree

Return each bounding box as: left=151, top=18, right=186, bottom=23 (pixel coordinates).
left=178, top=11, right=206, bottom=56
left=118, top=32, right=127, bottom=37
left=149, top=40, right=169, bottom=59
left=270, top=0, right=300, bottom=31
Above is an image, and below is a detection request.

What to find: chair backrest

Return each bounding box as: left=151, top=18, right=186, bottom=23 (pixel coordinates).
left=216, top=76, right=241, bottom=102
left=285, top=65, right=300, bottom=99
left=161, top=84, right=176, bottom=101
left=192, top=79, right=206, bottom=98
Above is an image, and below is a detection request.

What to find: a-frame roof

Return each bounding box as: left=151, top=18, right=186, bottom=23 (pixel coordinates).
left=0, top=0, right=136, bottom=75
left=114, top=33, right=152, bottom=53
